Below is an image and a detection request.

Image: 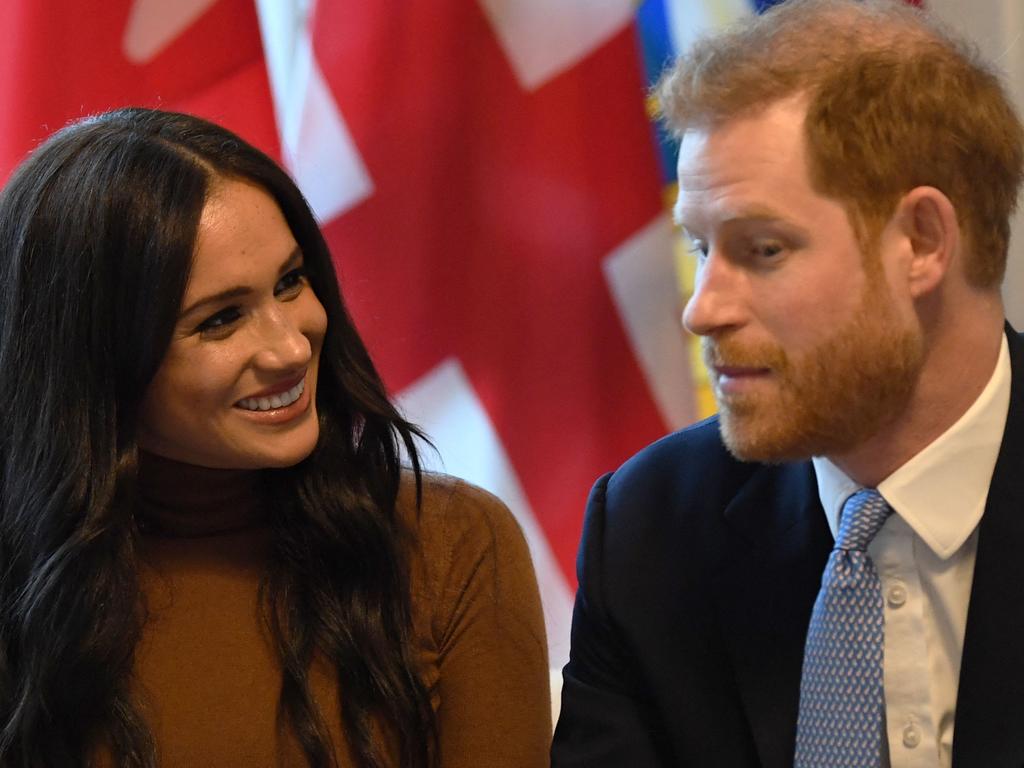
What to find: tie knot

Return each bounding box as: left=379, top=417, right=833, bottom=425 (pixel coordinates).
left=835, top=489, right=891, bottom=552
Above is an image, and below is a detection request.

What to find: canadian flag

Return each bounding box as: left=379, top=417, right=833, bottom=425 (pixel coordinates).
left=0, top=0, right=710, bottom=671
left=6, top=0, right=997, bottom=677
left=0, top=0, right=279, bottom=177
left=257, top=0, right=695, bottom=671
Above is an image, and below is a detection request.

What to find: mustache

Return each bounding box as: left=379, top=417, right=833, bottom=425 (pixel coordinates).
left=701, top=337, right=788, bottom=369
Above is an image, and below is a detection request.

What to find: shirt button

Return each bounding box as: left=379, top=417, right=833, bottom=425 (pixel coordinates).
left=903, top=724, right=921, bottom=749
left=887, top=583, right=907, bottom=608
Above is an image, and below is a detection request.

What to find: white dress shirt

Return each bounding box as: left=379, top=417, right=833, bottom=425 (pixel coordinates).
left=811, top=335, right=1010, bottom=768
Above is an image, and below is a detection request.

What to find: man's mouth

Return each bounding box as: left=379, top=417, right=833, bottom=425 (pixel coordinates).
left=712, top=364, right=774, bottom=397
left=714, top=365, right=772, bottom=378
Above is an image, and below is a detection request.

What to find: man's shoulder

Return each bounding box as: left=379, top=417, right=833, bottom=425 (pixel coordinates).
left=588, top=415, right=818, bottom=555
left=619, top=414, right=733, bottom=469
left=602, top=415, right=759, bottom=516
left=577, top=418, right=822, bottom=625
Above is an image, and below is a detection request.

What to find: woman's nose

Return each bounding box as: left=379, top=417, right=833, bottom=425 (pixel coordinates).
left=253, top=308, right=313, bottom=370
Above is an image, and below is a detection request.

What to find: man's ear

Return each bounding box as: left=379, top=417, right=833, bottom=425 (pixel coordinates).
left=893, top=186, right=960, bottom=298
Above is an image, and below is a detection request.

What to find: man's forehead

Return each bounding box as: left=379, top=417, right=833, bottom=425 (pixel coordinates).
left=675, top=127, right=712, bottom=176
left=673, top=97, right=812, bottom=226
left=677, top=96, right=809, bottom=158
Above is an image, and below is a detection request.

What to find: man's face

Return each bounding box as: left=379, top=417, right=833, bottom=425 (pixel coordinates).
left=676, top=97, right=924, bottom=462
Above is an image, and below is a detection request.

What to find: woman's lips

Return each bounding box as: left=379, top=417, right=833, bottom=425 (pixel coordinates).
left=239, top=371, right=306, bottom=400
left=234, top=373, right=312, bottom=424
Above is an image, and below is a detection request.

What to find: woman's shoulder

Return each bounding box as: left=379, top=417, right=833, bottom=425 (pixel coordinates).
left=396, top=470, right=536, bottom=609
left=396, top=470, right=525, bottom=552
left=397, top=474, right=551, bottom=765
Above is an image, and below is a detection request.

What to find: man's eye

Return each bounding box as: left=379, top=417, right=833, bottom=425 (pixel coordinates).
left=753, top=242, right=784, bottom=259
left=196, top=307, right=242, bottom=336
left=275, top=267, right=307, bottom=297
left=688, top=240, right=709, bottom=259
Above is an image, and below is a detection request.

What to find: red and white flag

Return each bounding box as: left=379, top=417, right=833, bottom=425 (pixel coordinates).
left=0, top=0, right=279, bottom=175
left=260, top=0, right=696, bottom=668
left=0, top=0, right=700, bottom=670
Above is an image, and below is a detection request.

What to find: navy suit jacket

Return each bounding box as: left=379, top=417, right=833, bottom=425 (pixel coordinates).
left=551, top=328, right=1024, bottom=767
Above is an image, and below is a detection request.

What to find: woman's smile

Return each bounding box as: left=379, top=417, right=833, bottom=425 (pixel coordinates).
left=236, top=372, right=306, bottom=411
left=234, top=374, right=313, bottom=425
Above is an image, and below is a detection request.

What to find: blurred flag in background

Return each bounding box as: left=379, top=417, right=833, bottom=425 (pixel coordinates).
left=0, top=0, right=1017, bottom=673
left=0, top=0, right=279, bottom=182
left=258, top=0, right=694, bottom=672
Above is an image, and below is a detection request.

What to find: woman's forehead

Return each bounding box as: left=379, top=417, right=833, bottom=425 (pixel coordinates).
left=185, top=181, right=298, bottom=296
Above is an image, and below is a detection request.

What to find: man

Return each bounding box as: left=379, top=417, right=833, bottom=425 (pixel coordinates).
left=550, top=1, right=1024, bottom=766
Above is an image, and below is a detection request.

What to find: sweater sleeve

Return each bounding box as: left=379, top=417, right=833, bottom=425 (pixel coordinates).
left=417, top=477, right=551, bottom=768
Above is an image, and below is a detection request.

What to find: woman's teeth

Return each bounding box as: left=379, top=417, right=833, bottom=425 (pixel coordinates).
left=237, top=379, right=304, bottom=412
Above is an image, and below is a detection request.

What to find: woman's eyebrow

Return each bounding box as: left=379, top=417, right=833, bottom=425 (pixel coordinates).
left=179, top=246, right=303, bottom=318
left=179, top=285, right=251, bottom=319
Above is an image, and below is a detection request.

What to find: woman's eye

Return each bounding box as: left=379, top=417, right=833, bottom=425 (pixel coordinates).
left=195, top=307, right=242, bottom=336
left=275, top=267, right=307, bottom=297
left=688, top=240, right=709, bottom=259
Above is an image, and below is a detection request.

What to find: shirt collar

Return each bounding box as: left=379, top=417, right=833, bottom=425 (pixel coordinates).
left=812, top=334, right=1010, bottom=560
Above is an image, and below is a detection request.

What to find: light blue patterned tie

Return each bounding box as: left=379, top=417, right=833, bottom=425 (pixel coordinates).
left=794, top=489, right=892, bottom=767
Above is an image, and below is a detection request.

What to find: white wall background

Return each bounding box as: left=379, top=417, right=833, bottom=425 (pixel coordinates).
left=927, top=0, right=1024, bottom=326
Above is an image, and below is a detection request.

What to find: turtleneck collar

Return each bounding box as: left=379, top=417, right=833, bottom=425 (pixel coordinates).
left=136, top=452, right=268, bottom=538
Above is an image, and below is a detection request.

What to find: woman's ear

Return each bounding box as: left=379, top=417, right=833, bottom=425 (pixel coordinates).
left=894, top=186, right=960, bottom=299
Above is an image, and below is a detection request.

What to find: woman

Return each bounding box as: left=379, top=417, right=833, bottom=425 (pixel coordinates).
left=0, top=108, right=550, bottom=767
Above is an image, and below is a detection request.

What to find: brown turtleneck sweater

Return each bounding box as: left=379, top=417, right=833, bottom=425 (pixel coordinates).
left=114, top=455, right=550, bottom=767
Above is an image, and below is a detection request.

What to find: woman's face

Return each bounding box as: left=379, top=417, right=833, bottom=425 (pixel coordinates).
left=138, top=179, right=328, bottom=469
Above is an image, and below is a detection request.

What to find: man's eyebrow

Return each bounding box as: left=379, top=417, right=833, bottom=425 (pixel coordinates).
left=718, top=209, right=814, bottom=244
left=179, top=245, right=303, bottom=318
left=721, top=205, right=786, bottom=223
left=675, top=204, right=796, bottom=234
left=672, top=200, right=685, bottom=227
left=673, top=202, right=703, bottom=241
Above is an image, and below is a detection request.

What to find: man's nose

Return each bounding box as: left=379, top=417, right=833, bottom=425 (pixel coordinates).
left=682, top=251, right=746, bottom=337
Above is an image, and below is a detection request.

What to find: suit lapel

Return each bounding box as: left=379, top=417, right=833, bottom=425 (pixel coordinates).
left=716, top=461, right=832, bottom=768
left=953, top=328, right=1024, bottom=767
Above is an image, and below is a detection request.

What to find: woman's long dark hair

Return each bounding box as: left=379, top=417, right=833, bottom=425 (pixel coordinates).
left=0, top=108, right=437, bottom=767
